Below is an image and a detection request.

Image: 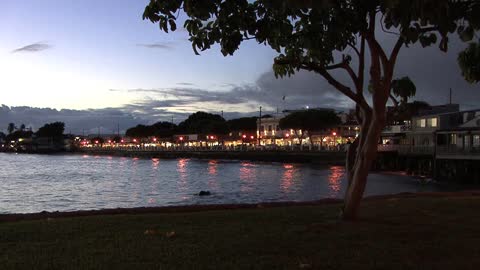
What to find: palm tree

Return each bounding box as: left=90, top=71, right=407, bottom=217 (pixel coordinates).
left=391, top=77, right=417, bottom=106
left=7, top=123, right=15, bottom=134
left=458, top=41, right=480, bottom=84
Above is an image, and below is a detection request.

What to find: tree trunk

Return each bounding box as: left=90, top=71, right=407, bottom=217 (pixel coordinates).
left=342, top=109, right=386, bottom=220
left=346, top=137, right=359, bottom=185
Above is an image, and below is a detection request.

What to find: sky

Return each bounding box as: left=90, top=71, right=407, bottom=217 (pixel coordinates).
left=1, top=0, right=478, bottom=134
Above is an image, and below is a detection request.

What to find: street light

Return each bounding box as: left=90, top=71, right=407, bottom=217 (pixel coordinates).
left=332, top=132, right=337, bottom=147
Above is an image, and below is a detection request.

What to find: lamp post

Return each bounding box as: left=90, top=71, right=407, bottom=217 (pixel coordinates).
left=332, top=132, right=337, bottom=148
left=258, top=106, right=262, bottom=146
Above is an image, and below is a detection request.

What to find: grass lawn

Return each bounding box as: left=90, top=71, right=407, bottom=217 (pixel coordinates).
left=1, top=196, right=480, bottom=270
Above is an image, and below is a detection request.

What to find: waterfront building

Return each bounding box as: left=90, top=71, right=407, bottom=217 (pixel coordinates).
left=408, top=104, right=460, bottom=147
left=436, top=110, right=480, bottom=160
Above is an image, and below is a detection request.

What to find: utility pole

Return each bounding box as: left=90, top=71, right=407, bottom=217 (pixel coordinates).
left=258, top=106, right=262, bottom=146
left=117, top=123, right=120, bottom=136
left=449, top=88, right=452, bottom=104
left=221, top=110, right=224, bottom=118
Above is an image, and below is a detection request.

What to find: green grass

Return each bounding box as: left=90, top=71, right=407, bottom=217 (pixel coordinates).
left=1, top=197, right=480, bottom=269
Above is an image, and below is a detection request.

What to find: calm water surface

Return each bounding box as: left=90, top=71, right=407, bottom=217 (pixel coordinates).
left=0, top=153, right=454, bottom=214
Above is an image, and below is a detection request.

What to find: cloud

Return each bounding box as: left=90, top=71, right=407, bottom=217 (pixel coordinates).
left=0, top=105, right=144, bottom=135
left=110, top=70, right=354, bottom=121
left=136, top=42, right=174, bottom=50
left=176, top=82, right=195, bottom=86
left=11, top=42, right=52, bottom=53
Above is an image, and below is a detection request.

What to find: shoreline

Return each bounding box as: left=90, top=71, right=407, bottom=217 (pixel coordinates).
left=76, top=149, right=347, bottom=165
left=2, top=190, right=480, bottom=223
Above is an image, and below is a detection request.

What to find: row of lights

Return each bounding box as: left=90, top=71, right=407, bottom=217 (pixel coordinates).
left=86, top=131, right=340, bottom=145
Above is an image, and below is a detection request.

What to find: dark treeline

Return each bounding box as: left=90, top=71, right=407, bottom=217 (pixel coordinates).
left=125, top=112, right=258, bottom=138
left=2, top=122, right=65, bottom=143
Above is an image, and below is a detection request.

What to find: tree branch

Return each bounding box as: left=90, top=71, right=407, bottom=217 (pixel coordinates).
left=389, top=36, right=404, bottom=68
left=380, top=14, right=400, bottom=36
left=389, top=94, right=399, bottom=107
left=346, top=41, right=361, bottom=58
left=300, top=62, right=360, bottom=104
left=357, top=35, right=366, bottom=93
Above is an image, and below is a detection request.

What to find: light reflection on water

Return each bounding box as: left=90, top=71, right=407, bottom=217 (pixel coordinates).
left=0, top=153, right=453, bottom=214
left=328, top=166, right=344, bottom=197
left=281, top=164, right=296, bottom=193
left=207, top=160, right=219, bottom=191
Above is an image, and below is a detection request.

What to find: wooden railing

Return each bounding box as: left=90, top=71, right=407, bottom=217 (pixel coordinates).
left=436, top=146, right=480, bottom=155
left=377, top=144, right=434, bottom=155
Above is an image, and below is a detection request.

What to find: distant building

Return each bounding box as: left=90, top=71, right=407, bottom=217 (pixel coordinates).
left=409, top=105, right=464, bottom=147
left=435, top=109, right=480, bottom=159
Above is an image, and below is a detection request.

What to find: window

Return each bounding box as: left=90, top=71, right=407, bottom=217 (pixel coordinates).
left=474, top=135, right=480, bottom=147
left=449, top=134, right=457, bottom=145
left=260, top=125, right=264, bottom=131
left=276, top=125, right=280, bottom=131
left=427, top=118, right=438, bottom=127
left=268, top=125, right=272, bottom=131
left=416, top=119, right=426, bottom=128
left=464, top=135, right=471, bottom=148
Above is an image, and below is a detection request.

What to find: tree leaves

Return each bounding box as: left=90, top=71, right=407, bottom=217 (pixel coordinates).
left=458, top=40, right=480, bottom=84
left=391, top=77, right=416, bottom=104
left=459, top=26, right=474, bottom=42
left=144, top=0, right=478, bottom=79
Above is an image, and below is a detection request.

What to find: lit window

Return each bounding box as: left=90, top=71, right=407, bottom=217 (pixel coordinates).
left=427, top=118, right=438, bottom=127
left=419, top=119, right=426, bottom=128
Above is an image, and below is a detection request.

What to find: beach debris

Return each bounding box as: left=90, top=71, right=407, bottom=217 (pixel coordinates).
left=144, top=229, right=158, bottom=235
left=198, top=190, right=211, bottom=196
left=144, top=229, right=176, bottom=238
left=165, top=231, right=176, bottom=238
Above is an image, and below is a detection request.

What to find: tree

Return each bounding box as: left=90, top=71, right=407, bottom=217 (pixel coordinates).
left=6, top=130, right=33, bottom=143
left=227, top=117, right=258, bottom=132
left=458, top=40, right=480, bottom=83
left=7, top=123, right=15, bottom=134
left=126, top=124, right=151, bottom=138
left=151, top=121, right=177, bottom=138
left=36, top=122, right=65, bottom=138
left=177, top=112, right=228, bottom=134
left=144, top=0, right=479, bottom=219
left=19, top=124, right=26, bottom=131
left=126, top=122, right=177, bottom=138
left=279, top=109, right=341, bottom=145
left=391, top=77, right=417, bottom=106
